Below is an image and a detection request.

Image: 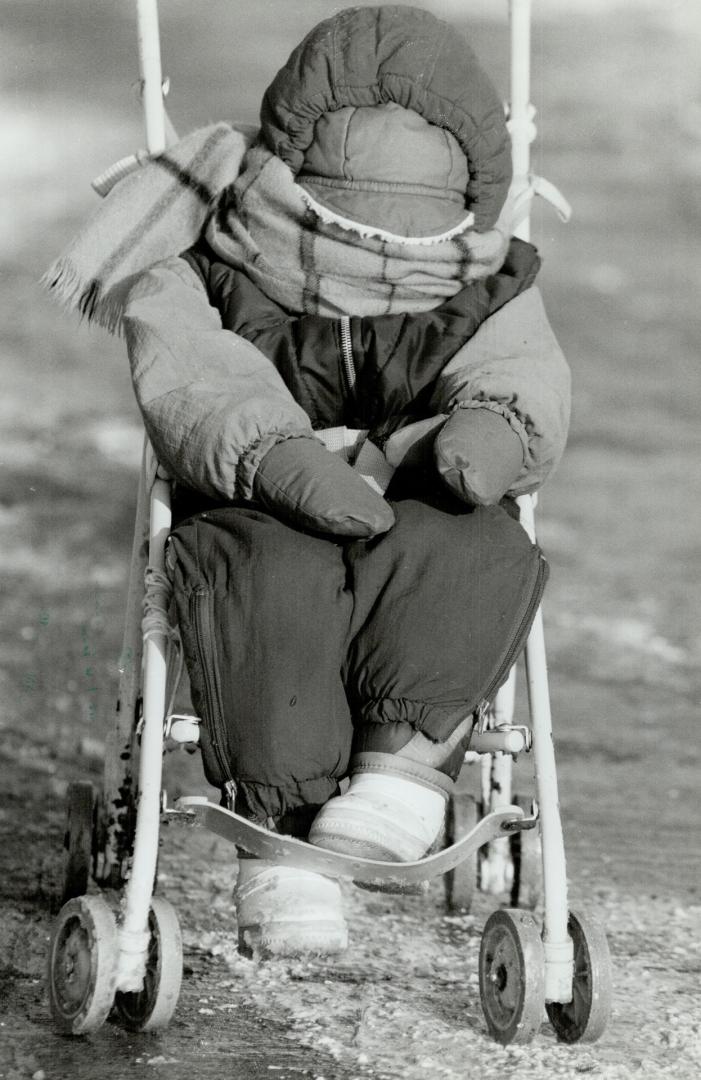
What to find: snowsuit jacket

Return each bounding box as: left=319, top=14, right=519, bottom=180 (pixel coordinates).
left=124, top=252, right=569, bottom=502
left=181, top=235, right=541, bottom=439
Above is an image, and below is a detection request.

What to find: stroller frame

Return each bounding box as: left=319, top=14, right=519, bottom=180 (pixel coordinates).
left=48, top=0, right=612, bottom=1048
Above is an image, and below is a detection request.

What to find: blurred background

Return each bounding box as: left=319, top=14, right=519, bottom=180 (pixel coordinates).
left=2, top=1, right=701, bottom=1076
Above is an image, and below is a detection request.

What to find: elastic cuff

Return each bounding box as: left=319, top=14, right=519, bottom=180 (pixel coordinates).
left=355, top=699, right=472, bottom=743
left=234, top=775, right=341, bottom=828
left=236, top=430, right=314, bottom=501
left=447, top=400, right=530, bottom=467
left=349, top=752, right=454, bottom=799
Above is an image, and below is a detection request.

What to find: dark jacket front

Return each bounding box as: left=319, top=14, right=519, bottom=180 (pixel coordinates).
left=183, top=237, right=541, bottom=433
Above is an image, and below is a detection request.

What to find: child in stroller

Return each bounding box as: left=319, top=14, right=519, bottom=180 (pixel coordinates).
left=91, top=5, right=570, bottom=957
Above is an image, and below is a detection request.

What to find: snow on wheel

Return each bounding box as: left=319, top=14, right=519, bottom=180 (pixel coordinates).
left=546, top=909, right=612, bottom=1043
left=444, top=792, right=479, bottom=912
left=479, top=908, right=545, bottom=1044
left=48, top=894, right=118, bottom=1035
left=62, top=781, right=96, bottom=905
left=509, top=794, right=542, bottom=911
left=113, top=897, right=183, bottom=1032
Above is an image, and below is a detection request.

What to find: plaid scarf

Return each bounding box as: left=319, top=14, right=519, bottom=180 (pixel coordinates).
left=44, top=124, right=252, bottom=333
left=207, top=144, right=510, bottom=317
left=45, top=123, right=510, bottom=330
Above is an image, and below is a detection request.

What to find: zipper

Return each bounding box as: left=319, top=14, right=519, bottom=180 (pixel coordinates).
left=190, top=587, right=236, bottom=804
left=339, top=316, right=357, bottom=396
left=474, top=551, right=548, bottom=715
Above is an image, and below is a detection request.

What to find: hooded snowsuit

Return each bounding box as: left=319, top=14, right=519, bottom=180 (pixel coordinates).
left=122, top=6, right=570, bottom=831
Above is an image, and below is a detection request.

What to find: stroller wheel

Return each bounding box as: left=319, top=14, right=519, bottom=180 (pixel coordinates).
left=62, top=781, right=97, bottom=905
left=48, top=895, right=118, bottom=1034
left=546, top=910, right=612, bottom=1043
left=113, top=897, right=183, bottom=1031
left=444, top=792, right=479, bottom=912
left=479, top=908, right=545, bottom=1044
left=509, top=794, right=542, bottom=910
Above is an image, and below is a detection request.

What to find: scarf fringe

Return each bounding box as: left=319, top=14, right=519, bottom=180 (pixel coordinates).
left=298, top=185, right=476, bottom=247
left=42, top=257, right=126, bottom=335
left=42, top=123, right=252, bottom=334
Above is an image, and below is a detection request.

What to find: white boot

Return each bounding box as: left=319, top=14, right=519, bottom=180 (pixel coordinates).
left=235, top=858, right=348, bottom=958
left=308, top=760, right=451, bottom=863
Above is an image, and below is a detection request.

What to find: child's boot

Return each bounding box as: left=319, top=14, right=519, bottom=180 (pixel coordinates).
left=308, top=718, right=471, bottom=862
left=235, top=856, right=348, bottom=958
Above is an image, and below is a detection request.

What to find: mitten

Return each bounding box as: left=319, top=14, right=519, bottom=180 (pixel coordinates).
left=434, top=407, right=524, bottom=505
left=383, top=415, right=448, bottom=469
left=253, top=436, right=395, bottom=537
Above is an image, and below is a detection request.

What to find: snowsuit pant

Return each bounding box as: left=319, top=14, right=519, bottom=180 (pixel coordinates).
left=169, top=477, right=546, bottom=835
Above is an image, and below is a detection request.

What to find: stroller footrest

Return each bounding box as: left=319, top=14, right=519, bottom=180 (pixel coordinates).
left=171, top=797, right=525, bottom=885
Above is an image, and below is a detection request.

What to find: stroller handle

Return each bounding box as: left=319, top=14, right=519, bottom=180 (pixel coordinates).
left=137, top=0, right=167, bottom=155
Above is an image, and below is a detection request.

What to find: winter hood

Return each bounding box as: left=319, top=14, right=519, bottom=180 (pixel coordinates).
left=260, top=4, right=513, bottom=241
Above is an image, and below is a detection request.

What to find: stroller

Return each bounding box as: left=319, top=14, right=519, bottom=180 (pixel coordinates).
left=47, top=0, right=612, bottom=1047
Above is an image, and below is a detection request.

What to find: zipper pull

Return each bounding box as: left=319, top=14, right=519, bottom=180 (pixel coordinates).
left=475, top=698, right=490, bottom=734
left=222, top=779, right=237, bottom=811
